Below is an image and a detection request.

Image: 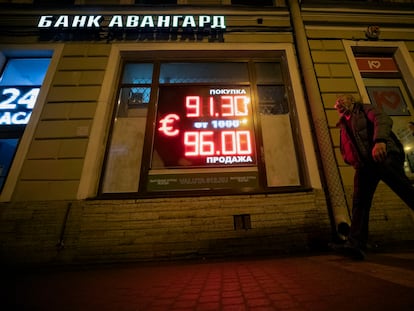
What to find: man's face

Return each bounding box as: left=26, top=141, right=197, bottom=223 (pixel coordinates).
left=334, top=95, right=354, bottom=116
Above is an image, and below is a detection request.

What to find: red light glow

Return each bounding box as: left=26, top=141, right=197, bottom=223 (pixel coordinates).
left=158, top=113, right=180, bottom=136
left=186, top=96, right=201, bottom=117
left=185, top=95, right=250, bottom=118
left=153, top=87, right=256, bottom=168
left=183, top=130, right=252, bottom=157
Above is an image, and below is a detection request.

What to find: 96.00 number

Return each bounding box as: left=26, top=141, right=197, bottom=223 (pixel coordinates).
left=184, top=130, right=252, bottom=156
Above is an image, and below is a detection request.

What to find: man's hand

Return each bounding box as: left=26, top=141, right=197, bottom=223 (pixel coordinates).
left=372, top=142, right=387, bottom=162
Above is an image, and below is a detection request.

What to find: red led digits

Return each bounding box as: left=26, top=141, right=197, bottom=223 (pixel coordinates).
left=219, top=95, right=249, bottom=117
left=152, top=85, right=257, bottom=169
left=234, top=96, right=249, bottom=116
left=184, top=130, right=252, bottom=157
left=182, top=94, right=253, bottom=158
left=185, top=95, right=250, bottom=117
left=221, top=131, right=252, bottom=155
left=186, top=96, right=201, bottom=117
left=220, top=96, right=234, bottom=117
left=221, top=131, right=236, bottom=155
left=184, top=131, right=214, bottom=156
left=200, top=131, right=215, bottom=155
left=155, top=88, right=255, bottom=167
left=184, top=131, right=198, bottom=156
left=209, top=97, right=215, bottom=117
left=236, top=131, right=252, bottom=154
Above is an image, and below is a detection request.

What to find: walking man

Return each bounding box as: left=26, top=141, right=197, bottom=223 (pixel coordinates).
left=334, top=94, right=414, bottom=259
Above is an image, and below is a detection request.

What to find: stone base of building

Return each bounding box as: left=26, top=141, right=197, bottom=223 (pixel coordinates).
left=1, top=188, right=413, bottom=265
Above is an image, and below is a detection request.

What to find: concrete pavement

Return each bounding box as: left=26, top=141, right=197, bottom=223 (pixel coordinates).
left=3, top=247, right=414, bottom=311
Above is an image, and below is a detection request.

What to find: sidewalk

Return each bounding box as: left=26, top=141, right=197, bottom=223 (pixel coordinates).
left=3, top=247, right=414, bottom=311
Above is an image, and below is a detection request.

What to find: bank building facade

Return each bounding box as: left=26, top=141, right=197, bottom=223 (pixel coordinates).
left=0, top=0, right=413, bottom=264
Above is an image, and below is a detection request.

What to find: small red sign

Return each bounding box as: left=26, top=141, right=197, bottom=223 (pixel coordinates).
left=355, top=57, right=398, bottom=73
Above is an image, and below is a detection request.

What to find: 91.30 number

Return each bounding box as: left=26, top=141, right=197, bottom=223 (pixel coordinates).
left=186, top=95, right=250, bottom=117
left=184, top=130, right=252, bottom=156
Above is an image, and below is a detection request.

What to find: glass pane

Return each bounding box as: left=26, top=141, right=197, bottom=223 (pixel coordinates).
left=159, top=63, right=249, bottom=84
left=116, top=87, right=150, bottom=117
left=0, top=138, right=19, bottom=191
left=101, top=115, right=147, bottom=193
left=0, top=57, right=51, bottom=191
left=261, top=114, right=300, bottom=187
left=255, top=62, right=283, bottom=84
left=0, top=58, right=51, bottom=86
left=257, top=86, right=288, bottom=114
left=122, top=63, right=153, bottom=84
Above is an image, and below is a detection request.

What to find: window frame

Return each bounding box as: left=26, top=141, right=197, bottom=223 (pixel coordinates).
left=79, top=43, right=322, bottom=200
left=98, top=54, right=307, bottom=197
left=0, top=44, right=62, bottom=202
left=343, top=40, right=414, bottom=106
left=343, top=40, right=414, bottom=179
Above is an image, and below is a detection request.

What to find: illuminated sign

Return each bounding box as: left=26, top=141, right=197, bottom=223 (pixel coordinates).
left=0, top=86, right=39, bottom=125
left=37, top=15, right=226, bottom=42
left=355, top=57, right=398, bottom=73
left=152, top=86, right=256, bottom=169
left=38, top=15, right=226, bottom=29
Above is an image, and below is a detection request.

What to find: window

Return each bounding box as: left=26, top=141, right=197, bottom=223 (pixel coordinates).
left=349, top=44, right=414, bottom=179
left=361, top=62, right=414, bottom=178
left=100, top=54, right=303, bottom=196
left=354, top=53, right=411, bottom=116
left=0, top=57, right=51, bottom=191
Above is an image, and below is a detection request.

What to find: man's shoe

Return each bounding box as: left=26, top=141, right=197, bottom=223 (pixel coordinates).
left=343, top=242, right=366, bottom=260
left=329, top=241, right=366, bottom=260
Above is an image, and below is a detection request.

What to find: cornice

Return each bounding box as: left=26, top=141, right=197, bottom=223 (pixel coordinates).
left=301, top=9, right=414, bottom=27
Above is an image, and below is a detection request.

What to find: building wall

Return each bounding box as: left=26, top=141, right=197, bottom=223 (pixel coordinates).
left=10, top=43, right=109, bottom=200
left=0, top=5, right=334, bottom=264
left=0, top=2, right=413, bottom=265
left=0, top=191, right=331, bottom=264
left=1, top=8, right=295, bottom=201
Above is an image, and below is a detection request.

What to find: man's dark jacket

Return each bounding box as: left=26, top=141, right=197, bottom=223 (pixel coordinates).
left=337, top=103, right=404, bottom=169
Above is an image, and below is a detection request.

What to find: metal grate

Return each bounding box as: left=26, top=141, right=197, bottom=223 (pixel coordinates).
left=258, top=86, right=289, bottom=115
left=128, top=87, right=151, bottom=105
left=234, top=214, right=252, bottom=230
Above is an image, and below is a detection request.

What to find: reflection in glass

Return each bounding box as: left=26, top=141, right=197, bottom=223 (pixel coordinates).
left=122, top=63, right=153, bottom=84
left=117, top=87, right=150, bottom=117
left=257, top=86, right=288, bottom=114
left=159, top=63, right=249, bottom=83
left=255, top=62, right=283, bottom=84
left=0, top=58, right=51, bottom=86
left=0, top=138, right=19, bottom=191
left=0, top=57, right=51, bottom=192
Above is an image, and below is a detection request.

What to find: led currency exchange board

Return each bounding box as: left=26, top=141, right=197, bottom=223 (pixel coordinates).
left=148, top=86, right=259, bottom=192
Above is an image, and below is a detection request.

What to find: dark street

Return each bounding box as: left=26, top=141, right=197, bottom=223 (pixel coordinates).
left=3, top=247, right=414, bottom=311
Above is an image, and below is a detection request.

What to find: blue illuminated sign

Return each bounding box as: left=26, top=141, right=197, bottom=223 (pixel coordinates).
left=0, top=86, right=39, bottom=125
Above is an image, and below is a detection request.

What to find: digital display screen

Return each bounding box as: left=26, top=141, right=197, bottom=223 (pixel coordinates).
left=152, top=86, right=256, bottom=169
left=0, top=86, right=40, bottom=126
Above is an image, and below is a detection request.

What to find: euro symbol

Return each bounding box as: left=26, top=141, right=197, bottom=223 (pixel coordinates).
left=158, top=114, right=180, bottom=136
